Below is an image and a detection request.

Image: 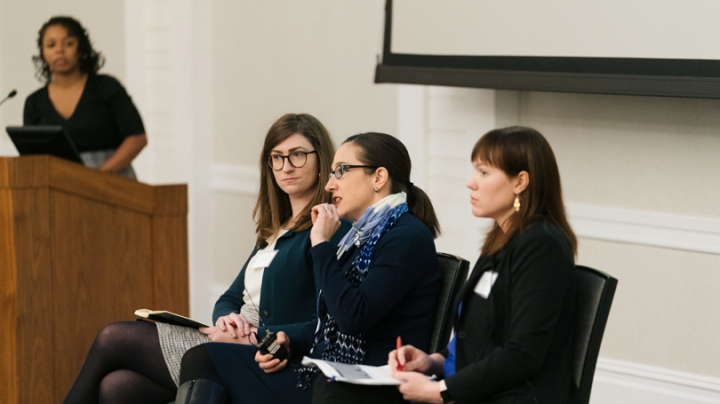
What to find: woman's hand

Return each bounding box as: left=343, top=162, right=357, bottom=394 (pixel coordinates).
left=389, top=344, right=434, bottom=375
left=255, top=331, right=291, bottom=373
left=100, top=134, right=147, bottom=173
left=215, top=313, right=255, bottom=338
left=394, top=372, right=443, bottom=403
left=310, top=203, right=341, bottom=246
left=199, top=326, right=254, bottom=344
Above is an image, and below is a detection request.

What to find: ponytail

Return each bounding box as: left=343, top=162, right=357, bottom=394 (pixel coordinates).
left=344, top=132, right=441, bottom=239
left=406, top=183, right=440, bottom=238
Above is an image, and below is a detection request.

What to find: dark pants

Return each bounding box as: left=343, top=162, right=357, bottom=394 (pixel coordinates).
left=182, top=343, right=315, bottom=404
left=311, top=376, right=407, bottom=404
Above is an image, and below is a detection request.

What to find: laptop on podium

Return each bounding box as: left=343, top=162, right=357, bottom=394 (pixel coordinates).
left=6, top=125, right=84, bottom=165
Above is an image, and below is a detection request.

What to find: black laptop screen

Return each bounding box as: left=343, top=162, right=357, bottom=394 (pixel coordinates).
left=6, top=126, right=84, bottom=165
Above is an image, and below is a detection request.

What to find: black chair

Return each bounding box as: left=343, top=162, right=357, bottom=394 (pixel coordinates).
left=428, top=252, right=470, bottom=354
left=573, top=265, right=618, bottom=404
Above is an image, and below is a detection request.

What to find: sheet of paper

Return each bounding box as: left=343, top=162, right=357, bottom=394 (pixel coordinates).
left=301, top=357, right=401, bottom=385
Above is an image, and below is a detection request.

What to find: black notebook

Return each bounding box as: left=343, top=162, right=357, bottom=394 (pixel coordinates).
left=134, top=309, right=208, bottom=329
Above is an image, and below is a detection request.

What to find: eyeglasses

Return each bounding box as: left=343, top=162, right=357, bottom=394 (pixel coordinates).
left=268, top=150, right=317, bottom=171
left=328, top=164, right=377, bottom=180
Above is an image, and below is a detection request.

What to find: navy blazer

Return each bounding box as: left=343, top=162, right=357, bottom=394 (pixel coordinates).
left=444, top=219, right=576, bottom=404
left=299, top=213, right=442, bottom=365
left=213, top=221, right=350, bottom=354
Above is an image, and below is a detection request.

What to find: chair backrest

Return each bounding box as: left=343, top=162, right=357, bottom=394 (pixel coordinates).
left=573, top=265, right=618, bottom=404
left=428, top=252, right=470, bottom=353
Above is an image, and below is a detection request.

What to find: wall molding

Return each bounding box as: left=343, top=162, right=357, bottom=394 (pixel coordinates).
left=568, top=203, right=720, bottom=255
left=209, top=163, right=720, bottom=256
left=210, top=163, right=259, bottom=195
left=594, top=357, right=720, bottom=403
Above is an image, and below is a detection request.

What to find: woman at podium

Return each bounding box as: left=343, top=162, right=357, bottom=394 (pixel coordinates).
left=23, top=16, right=147, bottom=179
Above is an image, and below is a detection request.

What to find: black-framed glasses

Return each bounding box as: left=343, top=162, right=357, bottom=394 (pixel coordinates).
left=328, top=164, right=377, bottom=180
left=268, top=150, right=317, bottom=171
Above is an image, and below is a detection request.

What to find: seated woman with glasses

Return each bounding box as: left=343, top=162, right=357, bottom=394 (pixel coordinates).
left=174, top=132, right=443, bottom=404
left=384, top=126, right=577, bottom=404
left=63, top=113, right=349, bottom=403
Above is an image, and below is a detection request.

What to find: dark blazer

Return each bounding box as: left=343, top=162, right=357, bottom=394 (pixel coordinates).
left=444, top=219, right=576, bottom=404
left=300, top=213, right=442, bottom=365
left=212, top=221, right=350, bottom=354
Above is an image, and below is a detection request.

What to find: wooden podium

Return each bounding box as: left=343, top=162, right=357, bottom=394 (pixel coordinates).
left=0, top=156, right=189, bottom=404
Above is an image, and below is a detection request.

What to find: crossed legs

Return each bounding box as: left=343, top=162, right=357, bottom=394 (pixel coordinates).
left=63, top=321, right=176, bottom=404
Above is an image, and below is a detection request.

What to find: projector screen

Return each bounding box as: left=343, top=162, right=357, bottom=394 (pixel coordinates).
left=376, top=0, right=720, bottom=98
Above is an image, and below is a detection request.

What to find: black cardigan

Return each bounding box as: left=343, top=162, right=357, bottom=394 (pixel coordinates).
left=444, top=219, right=576, bottom=404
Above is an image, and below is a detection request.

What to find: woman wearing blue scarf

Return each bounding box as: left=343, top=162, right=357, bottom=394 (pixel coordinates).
left=175, top=133, right=442, bottom=404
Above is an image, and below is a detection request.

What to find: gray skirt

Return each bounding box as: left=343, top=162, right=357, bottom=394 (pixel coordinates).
left=79, top=149, right=137, bottom=180
left=156, top=323, right=211, bottom=386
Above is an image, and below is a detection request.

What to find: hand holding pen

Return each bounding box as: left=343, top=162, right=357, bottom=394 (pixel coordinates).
left=390, top=338, right=444, bottom=402
left=388, top=339, right=434, bottom=375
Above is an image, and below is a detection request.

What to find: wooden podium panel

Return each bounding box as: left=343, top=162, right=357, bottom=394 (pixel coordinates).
left=0, top=156, right=189, bottom=404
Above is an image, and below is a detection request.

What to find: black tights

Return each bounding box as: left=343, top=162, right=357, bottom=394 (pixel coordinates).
left=63, top=321, right=176, bottom=404
left=178, top=344, right=224, bottom=385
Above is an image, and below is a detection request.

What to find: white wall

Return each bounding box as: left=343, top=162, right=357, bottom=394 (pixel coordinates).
left=211, top=1, right=396, bottom=166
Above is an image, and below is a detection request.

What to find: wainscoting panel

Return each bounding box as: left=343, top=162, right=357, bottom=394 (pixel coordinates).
left=568, top=204, right=720, bottom=256
left=593, top=358, right=720, bottom=404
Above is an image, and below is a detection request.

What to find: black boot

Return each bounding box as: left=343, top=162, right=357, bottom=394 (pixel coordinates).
left=175, top=379, right=230, bottom=404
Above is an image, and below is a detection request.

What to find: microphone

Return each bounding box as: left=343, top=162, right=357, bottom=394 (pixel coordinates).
left=0, top=89, right=17, bottom=107
left=258, top=239, right=268, bottom=249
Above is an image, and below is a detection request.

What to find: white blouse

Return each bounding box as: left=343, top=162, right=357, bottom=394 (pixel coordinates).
left=239, top=229, right=288, bottom=327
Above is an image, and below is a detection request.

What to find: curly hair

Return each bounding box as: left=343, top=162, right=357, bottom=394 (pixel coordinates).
left=32, top=16, right=104, bottom=83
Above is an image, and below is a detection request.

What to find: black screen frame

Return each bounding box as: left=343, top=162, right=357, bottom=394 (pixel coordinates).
left=374, top=0, right=720, bottom=99
left=6, top=125, right=84, bottom=165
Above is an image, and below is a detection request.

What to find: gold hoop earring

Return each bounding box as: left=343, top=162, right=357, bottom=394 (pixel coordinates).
left=513, top=194, right=521, bottom=212
left=374, top=187, right=379, bottom=193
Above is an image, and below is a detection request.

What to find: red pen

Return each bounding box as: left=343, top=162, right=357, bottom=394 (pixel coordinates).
left=396, top=336, right=403, bottom=371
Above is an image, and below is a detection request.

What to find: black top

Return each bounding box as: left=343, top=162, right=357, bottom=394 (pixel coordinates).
left=445, top=219, right=577, bottom=404
left=23, top=74, right=145, bottom=152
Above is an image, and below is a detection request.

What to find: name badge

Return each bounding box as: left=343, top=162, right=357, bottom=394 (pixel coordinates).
left=247, top=250, right=278, bottom=270
left=473, top=271, right=498, bottom=299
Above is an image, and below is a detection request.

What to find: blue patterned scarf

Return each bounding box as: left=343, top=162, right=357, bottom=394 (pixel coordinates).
left=296, top=193, right=409, bottom=388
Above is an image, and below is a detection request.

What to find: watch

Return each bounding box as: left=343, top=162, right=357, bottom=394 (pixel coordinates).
left=439, top=379, right=455, bottom=404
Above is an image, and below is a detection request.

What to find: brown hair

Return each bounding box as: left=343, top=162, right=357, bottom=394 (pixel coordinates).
left=253, top=113, right=335, bottom=245
left=343, top=132, right=440, bottom=238
left=472, top=126, right=577, bottom=256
